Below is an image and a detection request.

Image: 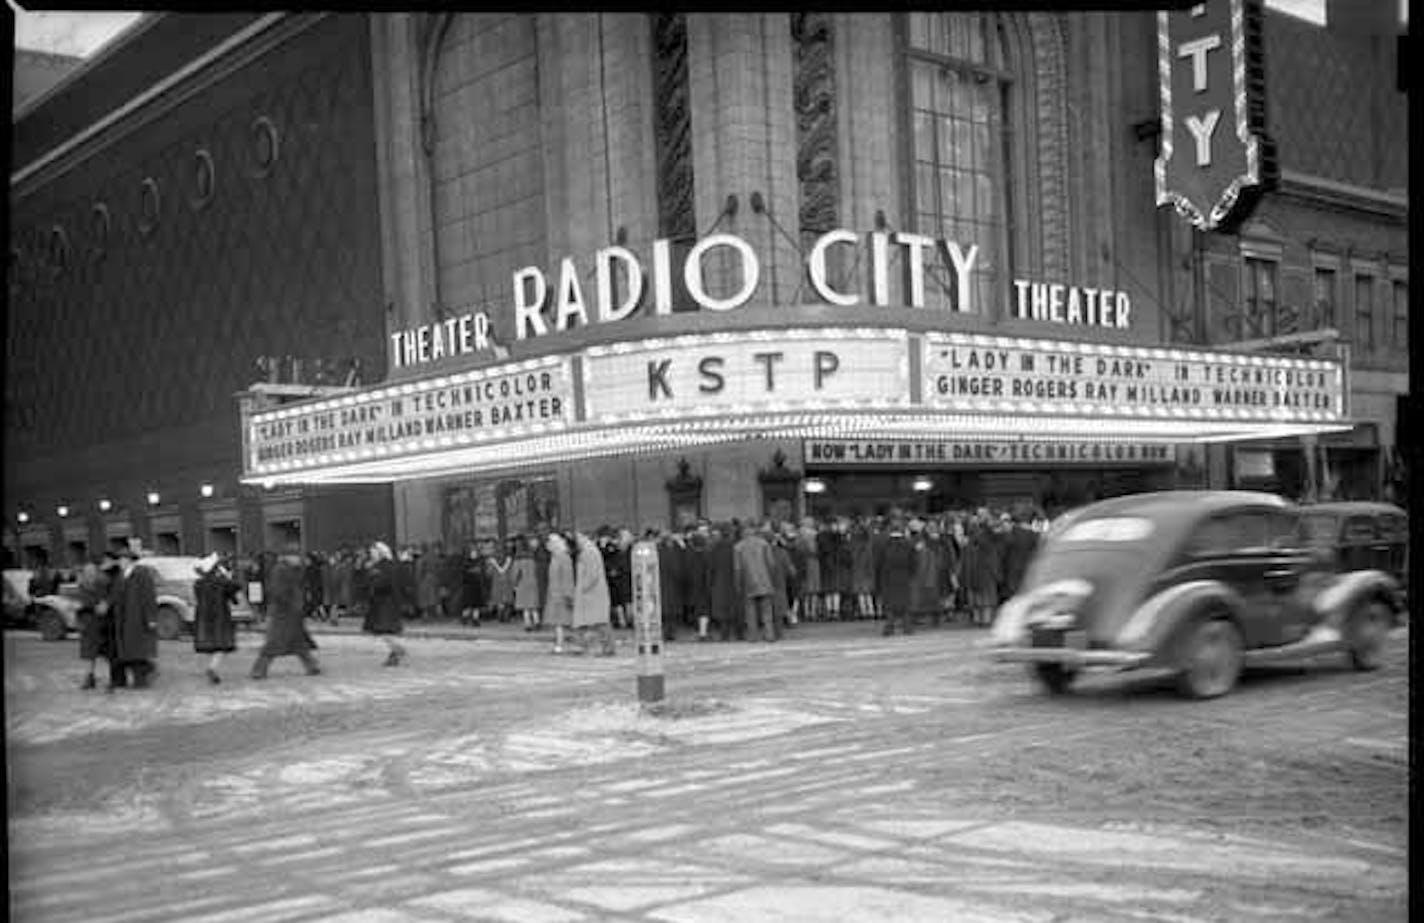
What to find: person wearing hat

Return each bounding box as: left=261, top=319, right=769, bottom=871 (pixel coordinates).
left=875, top=513, right=916, bottom=637
left=75, top=554, right=115, bottom=690
left=111, top=546, right=159, bottom=689
left=361, top=541, right=408, bottom=666
left=249, top=543, right=323, bottom=679
left=193, top=553, right=240, bottom=684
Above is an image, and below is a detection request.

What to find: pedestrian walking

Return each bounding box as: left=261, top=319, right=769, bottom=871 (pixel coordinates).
left=362, top=541, right=408, bottom=666
left=249, top=548, right=322, bottom=679
left=111, top=546, right=159, bottom=689
left=193, top=553, right=241, bottom=684
left=733, top=521, right=779, bottom=642
left=544, top=532, right=576, bottom=654
left=876, top=514, right=916, bottom=636
left=571, top=532, right=616, bottom=656
left=75, top=556, right=111, bottom=690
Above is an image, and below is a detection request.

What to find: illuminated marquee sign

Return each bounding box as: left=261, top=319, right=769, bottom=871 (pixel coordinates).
left=922, top=332, right=1344, bottom=424
left=803, top=439, right=1176, bottom=467
left=390, top=229, right=1139, bottom=371
left=1155, top=0, right=1275, bottom=231
left=248, top=357, right=572, bottom=476
left=581, top=328, right=909, bottom=425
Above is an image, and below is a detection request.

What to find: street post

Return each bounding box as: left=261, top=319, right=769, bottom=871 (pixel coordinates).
left=630, top=540, right=665, bottom=703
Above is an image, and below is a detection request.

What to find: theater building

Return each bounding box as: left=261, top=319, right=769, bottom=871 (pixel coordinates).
left=8, top=5, right=1402, bottom=560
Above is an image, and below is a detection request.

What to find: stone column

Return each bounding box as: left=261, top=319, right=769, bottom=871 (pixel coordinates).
left=687, top=14, right=802, bottom=309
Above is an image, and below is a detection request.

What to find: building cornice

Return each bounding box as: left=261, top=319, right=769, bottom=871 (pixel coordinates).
left=12, top=13, right=165, bottom=124
left=1276, top=169, right=1408, bottom=219
left=11, top=13, right=330, bottom=199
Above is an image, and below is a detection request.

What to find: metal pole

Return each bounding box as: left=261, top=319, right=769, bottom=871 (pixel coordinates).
left=630, top=539, right=665, bottom=703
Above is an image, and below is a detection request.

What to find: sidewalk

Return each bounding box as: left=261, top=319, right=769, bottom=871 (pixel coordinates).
left=304, top=615, right=983, bottom=644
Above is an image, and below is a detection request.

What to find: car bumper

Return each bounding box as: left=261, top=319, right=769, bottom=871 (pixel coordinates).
left=990, top=646, right=1152, bottom=669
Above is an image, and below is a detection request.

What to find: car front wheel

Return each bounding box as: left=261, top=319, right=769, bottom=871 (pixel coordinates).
left=1029, top=662, right=1076, bottom=695
left=1346, top=600, right=1391, bottom=671
left=1175, top=618, right=1242, bottom=699
left=156, top=605, right=184, bottom=640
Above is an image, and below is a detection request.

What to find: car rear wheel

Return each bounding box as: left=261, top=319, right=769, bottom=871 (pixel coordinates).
left=37, top=609, right=66, bottom=641
left=156, top=605, right=184, bottom=641
left=1029, top=663, right=1076, bottom=695
left=1175, top=618, right=1242, bottom=700
left=1346, top=601, right=1391, bottom=671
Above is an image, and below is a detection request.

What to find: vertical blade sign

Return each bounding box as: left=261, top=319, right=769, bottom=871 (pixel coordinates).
left=1155, top=0, right=1276, bottom=232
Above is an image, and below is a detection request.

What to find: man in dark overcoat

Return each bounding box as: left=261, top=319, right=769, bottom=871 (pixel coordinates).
left=112, top=547, right=159, bottom=688
left=706, top=524, right=739, bottom=641
left=657, top=530, right=686, bottom=642
left=1000, top=512, right=1041, bottom=602
left=249, top=548, right=322, bottom=679
left=875, top=515, right=916, bottom=637
left=362, top=541, right=408, bottom=666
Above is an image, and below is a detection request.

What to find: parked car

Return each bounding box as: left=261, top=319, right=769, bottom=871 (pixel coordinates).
left=988, top=490, right=1404, bottom=699
left=1298, top=501, right=1408, bottom=593
left=141, top=556, right=257, bottom=640
left=4, top=569, right=36, bottom=629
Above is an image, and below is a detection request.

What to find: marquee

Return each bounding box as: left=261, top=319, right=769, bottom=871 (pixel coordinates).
left=241, top=321, right=1351, bottom=486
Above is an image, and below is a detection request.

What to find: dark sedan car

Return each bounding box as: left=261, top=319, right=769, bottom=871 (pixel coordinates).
left=1298, top=501, right=1408, bottom=589
left=989, top=491, right=1404, bottom=699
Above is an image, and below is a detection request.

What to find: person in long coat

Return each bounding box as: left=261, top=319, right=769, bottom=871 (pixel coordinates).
left=850, top=522, right=876, bottom=619
left=706, top=524, right=739, bottom=641
left=193, top=553, right=241, bottom=684
left=112, top=548, right=159, bottom=688
left=440, top=546, right=465, bottom=621
left=960, top=519, right=1003, bottom=627
left=875, top=516, right=917, bottom=636
left=1000, top=514, right=1041, bottom=602
left=544, top=532, right=576, bottom=653
left=571, top=532, right=615, bottom=655
left=791, top=524, right=820, bottom=622
left=599, top=531, right=629, bottom=629
left=768, top=529, right=795, bottom=636
left=486, top=542, right=515, bottom=622
left=415, top=549, right=441, bottom=621
left=75, top=557, right=112, bottom=690
left=733, top=522, right=779, bottom=642
left=907, top=519, right=943, bottom=632
left=461, top=544, right=488, bottom=626
left=249, top=550, right=321, bottom=679
left=684, top=528, right=712, bottom=640
left=511, top=535, right=542, bottom=631
left=656, top=531, right=687, bottom=642
left=362, top=541, right=408, bottom=666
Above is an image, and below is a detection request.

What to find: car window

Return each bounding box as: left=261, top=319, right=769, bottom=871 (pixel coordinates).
left=1343, top=516, right=1376, bottom=543
left=1266, top=510, right=1302, bottom=551
left=1298, top=514, right=1337, bottom=547
left=1378, top=515, right=1407, bottom=543
left=1185, top=511, right=1271, bottom=557
left=1058, top=517, right=1154, bottom=543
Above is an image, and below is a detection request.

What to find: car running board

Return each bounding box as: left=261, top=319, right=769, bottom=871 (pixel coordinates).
left=1240, top=638, right=1344, bottom=667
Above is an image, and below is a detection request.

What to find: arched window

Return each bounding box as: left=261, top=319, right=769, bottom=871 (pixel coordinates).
left=905, top=12, right=1017, bottom=316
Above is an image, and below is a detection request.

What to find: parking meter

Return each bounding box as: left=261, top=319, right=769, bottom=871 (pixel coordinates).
left=630, top=540, right=665, bottom=703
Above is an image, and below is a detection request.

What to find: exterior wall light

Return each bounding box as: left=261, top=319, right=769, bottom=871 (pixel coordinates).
left=200, top=483, right=215, bottom=498
left=912, top=476, right=934, bottom=492
left=803, top=478, right=827, bottom=494
left=98, top=499, right=112, bottom=512
left=17, top=511, right=29, bottom=524
left=261, top=479, right=276, bottom=490
left=57, top=505, right=69, bottom=518
left=147, top=492, right=161, bottom=506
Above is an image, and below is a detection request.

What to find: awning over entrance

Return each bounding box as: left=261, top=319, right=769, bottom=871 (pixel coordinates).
left=239, top=325, right=1352, bottom=487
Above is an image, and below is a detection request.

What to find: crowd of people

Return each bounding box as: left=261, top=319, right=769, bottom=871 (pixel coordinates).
left=54, top=505, right=1048, bottom=689
left=235, top=504, right=1049, bottom=651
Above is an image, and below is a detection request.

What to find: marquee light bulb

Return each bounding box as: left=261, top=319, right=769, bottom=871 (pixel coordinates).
left=147, top=492, right=161, bottom=506
left=17, top=511, right=29, bottom=524
left=200, top=483, right=215, bottom=498
left=98, top=499, right=112, bottom=512
left=57, top=505, right=69, bottom=518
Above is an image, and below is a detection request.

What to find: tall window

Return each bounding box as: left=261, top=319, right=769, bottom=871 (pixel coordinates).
left=1242, top=257, right=1279, bottom=338
left=906, top=12, right=1012, bottom=315
left=1391, top=279, right=1408, bottom=351
left=1312, top=265, right=1337, bottom=330
left=1354, top=274, right=1375, bottom=351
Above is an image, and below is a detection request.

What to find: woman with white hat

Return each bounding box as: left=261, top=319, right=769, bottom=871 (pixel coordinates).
left=362, top=541, right=408, bottom=666
left=193, top=553, right=240, bottom=684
